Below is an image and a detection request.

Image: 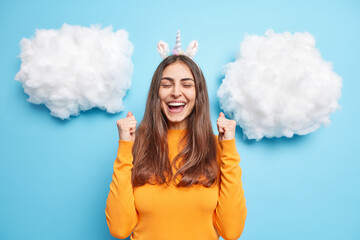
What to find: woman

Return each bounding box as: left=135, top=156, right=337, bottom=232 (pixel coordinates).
left=105, top=54, right=247, bottom=240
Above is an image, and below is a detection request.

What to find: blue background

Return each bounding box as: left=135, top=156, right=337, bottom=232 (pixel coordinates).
left=1, top=0, right=359, bottom=239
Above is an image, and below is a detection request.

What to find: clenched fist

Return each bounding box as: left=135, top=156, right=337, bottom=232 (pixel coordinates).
left=217, top=112, right=236, bottom=141
left=117, top=111, right=137, bottom=142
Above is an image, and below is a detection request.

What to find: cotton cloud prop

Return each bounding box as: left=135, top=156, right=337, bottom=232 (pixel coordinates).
left=15, top=24, right=133, bottom=119
left=217, top=29, right=342, bottom=141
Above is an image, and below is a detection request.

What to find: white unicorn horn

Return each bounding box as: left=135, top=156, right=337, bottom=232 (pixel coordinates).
left=173, top=30, right=183, bottom=55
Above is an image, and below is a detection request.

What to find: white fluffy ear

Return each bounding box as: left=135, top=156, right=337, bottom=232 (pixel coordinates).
left=185, top=40, right=198, bottom=58
left=157, top=41, right=170, bottom=59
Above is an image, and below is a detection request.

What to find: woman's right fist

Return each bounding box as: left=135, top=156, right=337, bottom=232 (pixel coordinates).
left=117, top=111, right=137, bottom=142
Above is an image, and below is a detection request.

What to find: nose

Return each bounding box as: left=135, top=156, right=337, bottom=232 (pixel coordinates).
left=171, top=84, right=182, bottom=98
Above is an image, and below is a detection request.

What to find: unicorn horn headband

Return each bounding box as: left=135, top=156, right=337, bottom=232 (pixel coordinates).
left=157, top=30, right=198, bottom=59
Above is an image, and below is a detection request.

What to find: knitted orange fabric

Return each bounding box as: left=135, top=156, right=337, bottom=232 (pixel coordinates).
left=106, top=129, right=246, bottom=240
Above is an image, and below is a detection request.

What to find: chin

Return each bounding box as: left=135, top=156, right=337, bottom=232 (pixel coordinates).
left=168, top=116, right=186, bottom=123
left=165, top=113, right=189, bottom=127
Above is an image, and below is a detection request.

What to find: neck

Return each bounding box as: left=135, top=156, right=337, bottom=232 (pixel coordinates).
left=167, top=121, right=187, bottom=130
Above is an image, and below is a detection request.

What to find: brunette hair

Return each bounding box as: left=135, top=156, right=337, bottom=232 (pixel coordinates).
left=131, top=55, right=219, bottom=188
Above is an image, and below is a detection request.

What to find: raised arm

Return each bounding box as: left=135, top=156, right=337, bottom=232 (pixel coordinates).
left=105, top=112, right=138, bottom=239
left=213, top=112, right=247, bottom=240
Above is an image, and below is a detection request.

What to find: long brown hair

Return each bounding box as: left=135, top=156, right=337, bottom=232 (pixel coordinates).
left=132, top=55, right=219, bottom=188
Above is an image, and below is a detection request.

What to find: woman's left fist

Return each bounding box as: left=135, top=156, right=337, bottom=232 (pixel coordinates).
left=217, top=112, right=236, bottom=141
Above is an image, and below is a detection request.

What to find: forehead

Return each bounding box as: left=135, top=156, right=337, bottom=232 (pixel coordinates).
left=162, top=61, right=194, bottom=79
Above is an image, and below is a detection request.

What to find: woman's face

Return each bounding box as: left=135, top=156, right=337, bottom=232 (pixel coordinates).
left=159, top=61, right=196, bottom=129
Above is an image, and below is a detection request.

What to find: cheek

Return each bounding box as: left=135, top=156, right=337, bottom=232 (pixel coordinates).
left=185, top=90, right=196, bottom=111
left=158, top=90, right=166, bottom=103
left=158, top=91, right=168, bottom=111
left=159, top=97, right=166, bottom=110
left=189, top=90, right=196, bottom=104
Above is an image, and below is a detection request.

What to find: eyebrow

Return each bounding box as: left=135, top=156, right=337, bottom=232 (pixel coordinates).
left=161, top=77, right=194, bottom=82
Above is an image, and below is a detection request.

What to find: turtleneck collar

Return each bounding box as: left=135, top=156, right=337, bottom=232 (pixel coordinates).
left=167, top=128, right=187, bottom=131
left=167, top=128, right=187, bottom=138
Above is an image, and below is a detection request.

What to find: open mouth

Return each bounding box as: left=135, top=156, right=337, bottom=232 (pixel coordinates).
left=167, top=102, right=186, bottom=113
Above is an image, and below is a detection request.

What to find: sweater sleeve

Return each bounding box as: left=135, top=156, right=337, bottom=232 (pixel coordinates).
left=105, top=140, right=138, bottom=239
left=213, top=138, right=247, bottom=240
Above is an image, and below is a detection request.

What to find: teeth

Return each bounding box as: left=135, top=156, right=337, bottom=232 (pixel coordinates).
left=168, top=102, right=186, bottom=106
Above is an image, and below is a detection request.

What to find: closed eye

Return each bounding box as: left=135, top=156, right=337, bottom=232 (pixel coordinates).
left=182, top=81, right=194, bottom=88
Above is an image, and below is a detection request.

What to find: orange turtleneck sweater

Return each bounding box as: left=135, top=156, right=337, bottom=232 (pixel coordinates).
left=105, top=129, right=247, bottom=240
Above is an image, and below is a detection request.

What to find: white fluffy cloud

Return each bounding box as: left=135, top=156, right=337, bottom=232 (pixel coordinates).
left=15, top=24, right=133, bottom=119
left=218, top=29, right=342, bottom=141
